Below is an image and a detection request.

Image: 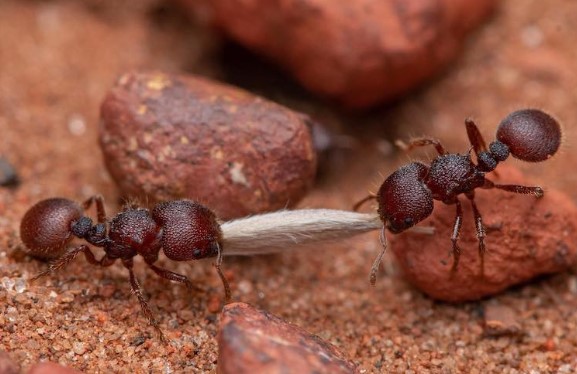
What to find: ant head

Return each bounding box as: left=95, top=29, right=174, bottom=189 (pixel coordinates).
left=20, top=198, right=84, bottom=259
left=70, top=216, right=93, bottom=238
left=377, top=162, right=434, bottom=234
left=496, top=109, right=561, bottom=162
left=152, top=200, right=222, bottom=261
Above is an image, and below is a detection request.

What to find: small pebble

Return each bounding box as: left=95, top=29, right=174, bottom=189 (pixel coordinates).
left=1, top=277, right=15, bottom=291
left=14, top=278, right=27, bottom=293
left=72, top=342, right=86, bottom=355
left=483, top=304, right=522, bottom=337
left=236, top=280, right=253, bottom=294
left=217, top=302, right=356, bottom=374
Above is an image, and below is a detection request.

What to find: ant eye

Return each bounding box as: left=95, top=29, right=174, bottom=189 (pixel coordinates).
left=404, top=217, right=414, bottom=227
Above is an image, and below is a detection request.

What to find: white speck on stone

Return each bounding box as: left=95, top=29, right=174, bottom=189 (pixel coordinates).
left=68, top=113, right=87, bottom=136
left=229, top=162, right=251, bottom=187
left=521, top=25, right=544, bottom=48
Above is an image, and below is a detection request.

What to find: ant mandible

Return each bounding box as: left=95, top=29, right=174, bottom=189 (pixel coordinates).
left=356, top=109, right=562, bottom=284
left=20, top=197, right=231, bottom=342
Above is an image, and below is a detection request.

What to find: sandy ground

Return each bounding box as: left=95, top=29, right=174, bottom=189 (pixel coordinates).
left=1, top=0, right=577, bottom=372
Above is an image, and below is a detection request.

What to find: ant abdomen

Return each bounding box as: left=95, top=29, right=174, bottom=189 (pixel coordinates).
left=20, top=198, right=83, bottom=259
left=496, top=109, right=562, bottom=162
left=377, top=162, right=434, bottom=234
left=152, top=200, right=222, bottom=261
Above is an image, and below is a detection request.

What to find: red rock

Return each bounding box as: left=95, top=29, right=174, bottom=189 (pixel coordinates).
left=100, top=71, right=317, bottom=219
left=0, top=350, right=19, bottom=374
left=182, top=0, right=497, bottom=109
left=390, top=165, right=577, bottom=301
left=27, top=362, right=83, bottom=374
left=217, top=302, right=356, bottom=374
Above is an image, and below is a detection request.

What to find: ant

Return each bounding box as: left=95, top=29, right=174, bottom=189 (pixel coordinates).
left=20, top=197, right=231, bottom=342
left=356, top=109, right=562, bottom=284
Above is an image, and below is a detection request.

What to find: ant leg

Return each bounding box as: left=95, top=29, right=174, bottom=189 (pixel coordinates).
left=144, top=261, right=203, bottom=293
left=353, top=194, right=376, bottom=211
left=31, top=245, right=102, bottom=281
left=369, top=226, right=388, bottom=286
left=465, top=118, right=488, bottom=156
left=483, top=179, right=544, bottom=197
left=395, top=137, right=446, bottom=155
left=449, top=199, right=464, bottom=275
left=122, top=258, right=167, bottom=344
left=214, top=243, right=232, bottom=303
left=465, top=193, right=486, bottom=277
left=81, top=195, right=106, bottom=223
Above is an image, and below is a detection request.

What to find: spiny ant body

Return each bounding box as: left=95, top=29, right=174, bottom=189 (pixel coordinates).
left=357, top=109, right=562, bottom=284
left=20, top=197, right=230, bottom=342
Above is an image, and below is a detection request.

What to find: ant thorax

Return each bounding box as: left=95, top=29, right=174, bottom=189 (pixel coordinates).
left=425, top=153, right=485, bottom=203
left=107, top=208, right=162, bottom=260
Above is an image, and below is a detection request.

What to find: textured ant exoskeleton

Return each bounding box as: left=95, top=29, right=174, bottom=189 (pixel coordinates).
left=20, top=197, right=230, bottom=342
left=356, top=109, right=562, bottom=284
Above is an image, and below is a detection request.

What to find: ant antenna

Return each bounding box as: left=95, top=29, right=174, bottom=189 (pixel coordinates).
left=214, top=243, right=231, bottom=302
left=369, top=227, right=388, bottom=286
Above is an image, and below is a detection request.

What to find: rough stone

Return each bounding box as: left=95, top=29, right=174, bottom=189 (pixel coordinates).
left=391, top=165, right=577, bottom=301
left=182, top=0, right=497, bottom=109
left=100, top=71, right=317, bottom=219
left=217, top=302, right=357, bottom=374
